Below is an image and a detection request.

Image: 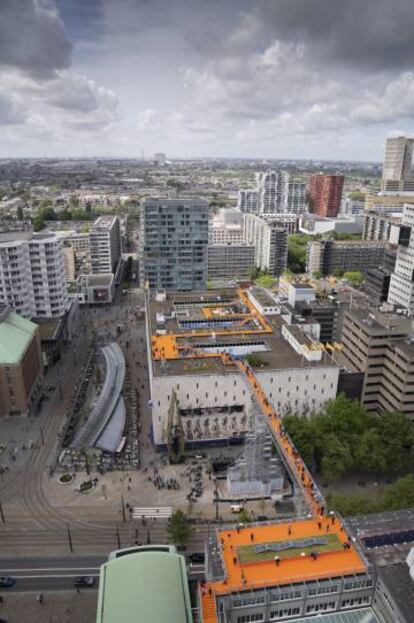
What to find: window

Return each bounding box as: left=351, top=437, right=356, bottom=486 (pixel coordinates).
left=269, top=606, right=300, bottom=620
left=237, top=614, right=264, bottom=623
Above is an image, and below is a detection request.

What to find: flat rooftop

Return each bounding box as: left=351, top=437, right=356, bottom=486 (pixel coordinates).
left=249, top=287, right=278, bottom=308
left=148, top=289, right=336, bottom=376
left=84, top=273, right=114, bottom=286
left=202, top=517, right=367, bottom=609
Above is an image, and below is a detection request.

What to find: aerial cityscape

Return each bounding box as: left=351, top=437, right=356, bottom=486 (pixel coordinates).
left=1, top=1, right=414, bottom=623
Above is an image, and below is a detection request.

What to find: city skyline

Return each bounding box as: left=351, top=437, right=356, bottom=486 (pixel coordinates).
left=1, top=0, right=414, bottom=160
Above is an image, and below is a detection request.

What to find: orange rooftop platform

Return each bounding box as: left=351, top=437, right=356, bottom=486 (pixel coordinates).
left=201, top=515, right=367, bottom=622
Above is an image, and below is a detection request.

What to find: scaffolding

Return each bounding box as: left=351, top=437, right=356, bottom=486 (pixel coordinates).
left=227, top=411, right=284, bottom=497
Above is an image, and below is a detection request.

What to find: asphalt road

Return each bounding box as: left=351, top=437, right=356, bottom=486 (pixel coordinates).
left=0, top=553, right=203, bottom=593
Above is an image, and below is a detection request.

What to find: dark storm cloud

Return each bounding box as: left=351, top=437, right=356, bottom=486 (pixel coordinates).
left=0, top=0, right=72, bottom=77
left=258, top=0, right=414, bottom=71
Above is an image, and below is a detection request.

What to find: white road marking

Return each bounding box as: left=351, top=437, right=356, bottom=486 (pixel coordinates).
left=0, top=567, right=99, bottom=573
left=4, top=573, right=99, bottom=579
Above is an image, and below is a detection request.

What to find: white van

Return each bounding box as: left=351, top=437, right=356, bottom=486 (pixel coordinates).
left=230, top=504, right=244, bottom=513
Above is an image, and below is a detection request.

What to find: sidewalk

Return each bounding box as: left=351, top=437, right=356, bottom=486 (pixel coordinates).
left=0, top=591, right=97, bottom=623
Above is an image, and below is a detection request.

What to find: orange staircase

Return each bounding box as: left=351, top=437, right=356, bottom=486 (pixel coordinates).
left=200, top=589, right=218, bottom=623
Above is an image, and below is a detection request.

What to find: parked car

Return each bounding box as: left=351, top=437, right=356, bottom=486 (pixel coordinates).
left=73, top=576, right=95, bottom=587
left=0, top=577, right=15, bottom=588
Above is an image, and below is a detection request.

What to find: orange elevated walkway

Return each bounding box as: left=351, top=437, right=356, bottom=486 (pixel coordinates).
left=233, top=358, right=324, bottom=518
left=200, top=354, right=367, bottom=622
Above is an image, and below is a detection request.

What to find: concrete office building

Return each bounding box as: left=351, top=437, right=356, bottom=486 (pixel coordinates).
left=257, top=171, right=284, bottom=213
left=89, top=215, right=121, bottom=275
left=139, top=197, right=209, bottom=291
left=260, top=213, right=298, bottom=234
left=0, top=305, right=43, bottom=418
left=306, top=239, right=396, bottom=277
left=97, top=546, right=193, bottom=623
left=365, top=192, right=414, bottom=213
left=279, top=278, right=342, bottom=344
left=200, top=518, right=376, bottom=623
left=237, top=189, right=259, bottom=214
left=363, top=208, right=403, bottom=242
left=0, top=231, right=68, bottom=319
left=239, top=172, right=305, bottom=215
left=282, top=173, right=306, bottom=213
left=244, top=214, right=288, bottom=276
left=342, top=197, right=365, bottom=216
left=153, top=152, right=166, bottom=166
left=365, top=268, right=392, bottom=303
left=209, top=208, right=244, bottom=245
left=340, top=307, right=414, bottom=418
left=207, top=245, right=255, bottom=280
left=388, top=203, right=414, bottom=314
left=300, top=214, right=362, bottom=236
left=308, top=174, right=344, bottom=217
left=382, top=136, right=414, bottom=192
left=147, top=288, right=339, bottom=448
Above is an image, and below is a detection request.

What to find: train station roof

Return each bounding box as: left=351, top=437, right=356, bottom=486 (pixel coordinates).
left=96, top=548, right=193, bottom=623
left=0, top=307, right=37, bottom=365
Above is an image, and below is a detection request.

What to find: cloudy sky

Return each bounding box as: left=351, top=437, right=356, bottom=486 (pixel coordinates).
left=1, top=0, right=414, bottom=160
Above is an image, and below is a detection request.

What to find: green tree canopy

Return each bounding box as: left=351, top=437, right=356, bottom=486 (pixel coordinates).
left=343, top=271, right=364, bottom=286
left=167, top=509, right=194, bottom=547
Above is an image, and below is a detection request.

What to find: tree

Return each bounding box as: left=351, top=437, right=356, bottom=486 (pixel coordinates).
left=70, top=194, right=80, bottom=208
left=312, top=270, right=323, bottom=279
left=354, top=429, right=387, bottom=476
left=349, top=191, right=366, bottom=202
left=60, top=209, right=72, bottom=221
left=32, top=216, right=45, bottom=232
left=238, top=508, right=252, bottom=524
left=167, top=510, right=193, bottom=547
left=16, top=205, right=24, bottom=221
left=248, top=267, right=261, bottom=280
left=256, top=275, right=276, bottom=288
left=320, top=434, right=352, bottom=483
left=39, top=206, right=57, bottom=221
left=343, top=271, right=364, bottom=286
left=283, top=415, right=316, bottom=468
left=375, top=411, right=414, bottom=474
left=381, top=475, right=414, bottom=510
left=333, top=269, right=345, bottom=278
left=245, top=353, right=267, bottom=368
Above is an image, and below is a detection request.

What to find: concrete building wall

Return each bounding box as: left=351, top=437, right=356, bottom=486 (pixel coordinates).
left=0, top=233, right=67, bottom=319
left=382, top=136, right=414, bottom=192
left=207, top=245, right=255, bottom=279
left=139, top=198, right=209, bottom=291
left=309, top=175, right=344, bottom=217
left=0, top=238, right=35, bottom=318
left=90, top=216, right=121, bottom=274
left=151, top=365, right=339, bottom=445
left=306, top=239, right=395, bottom=276
left=243, top=214, right=288, bottom=276
left=388, top=204, right=414, bottom=313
